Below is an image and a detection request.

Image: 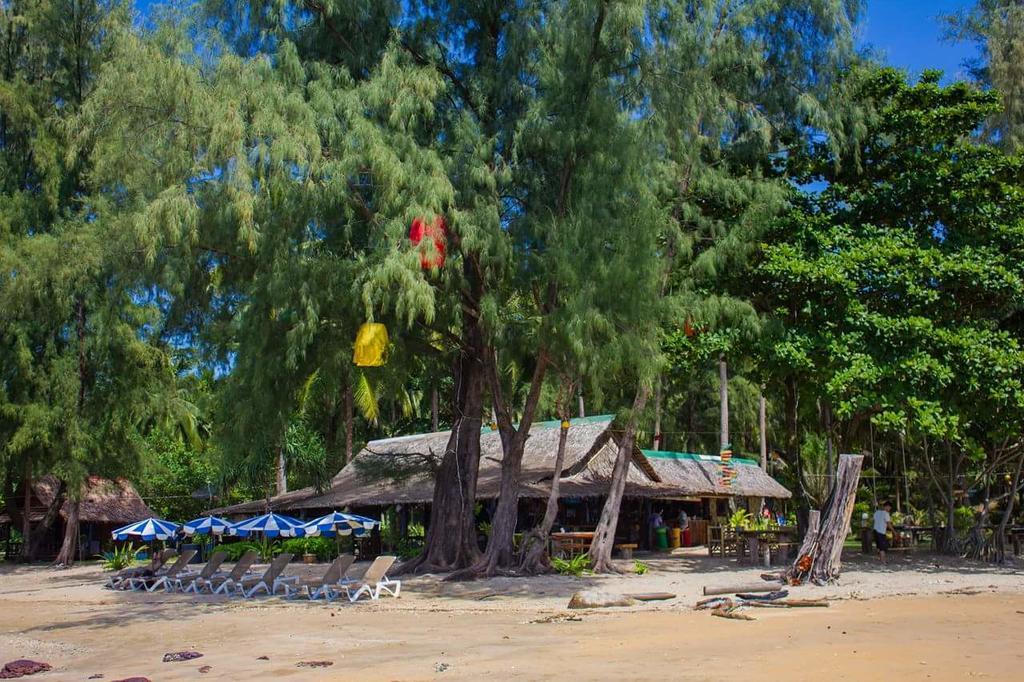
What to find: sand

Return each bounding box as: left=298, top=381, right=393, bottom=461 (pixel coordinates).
left=0, top=549, right=1022, bottom=680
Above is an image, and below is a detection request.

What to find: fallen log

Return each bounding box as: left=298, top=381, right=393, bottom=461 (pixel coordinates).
left=744, top=598, right=829, bottom=608
left=702, top=582, right=783, bottom=596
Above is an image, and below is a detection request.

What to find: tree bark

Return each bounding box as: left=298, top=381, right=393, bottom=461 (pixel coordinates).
left=276, top=446, right=287, bottom=495
left=399, top=303, right=488, bottom=574
left=54, top=500, right=80, bottom=567
left=993, top=451, right=1023, bottom=563
left=431, top=386, right=439, bottom=432
left=27, top=479, right=67, bottom=560
left=463, top=347, right=549, bottom=576
left=718, top=354, right=729, bottom=449
left=759, top=388, right=767, bottom=470
left=786, top=455, right=863, bottom=585
left=588, top=385, right=650, bottom=573
left=519, top=416, right=571, bottom=574
left=343, top=381, right=354, bottom=465
left=19, top=463, right=31, bottom=560
left=652, top=376, right=662, bottom=450
left=784, top=375, right=809, bottom=529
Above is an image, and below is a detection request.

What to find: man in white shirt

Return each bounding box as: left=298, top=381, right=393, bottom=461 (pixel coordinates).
left=873, top=502, right=893, bottom=564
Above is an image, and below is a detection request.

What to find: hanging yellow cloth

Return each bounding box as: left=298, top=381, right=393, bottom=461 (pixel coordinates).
left=353, top=322, right=389, bottom=367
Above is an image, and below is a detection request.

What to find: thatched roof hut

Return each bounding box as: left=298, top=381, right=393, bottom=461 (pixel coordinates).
left=0, top=475, right=155, bottom=525
left=211, top=416, right=789, bottom=516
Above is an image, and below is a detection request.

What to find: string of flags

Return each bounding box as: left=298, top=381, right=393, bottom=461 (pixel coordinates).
left=719, top=443, right=736, bottom=488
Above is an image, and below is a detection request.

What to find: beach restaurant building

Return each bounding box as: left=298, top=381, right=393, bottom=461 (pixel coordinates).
left=212, top=416, right=791, bottom=549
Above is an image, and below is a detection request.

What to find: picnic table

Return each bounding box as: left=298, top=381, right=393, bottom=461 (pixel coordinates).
left=550, top=531, right=594, bottom=557
left=738, top=527, right=799, bottom=567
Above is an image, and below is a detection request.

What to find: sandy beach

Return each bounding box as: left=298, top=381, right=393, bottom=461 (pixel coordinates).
left=1, top=550, right=1022, bottom=681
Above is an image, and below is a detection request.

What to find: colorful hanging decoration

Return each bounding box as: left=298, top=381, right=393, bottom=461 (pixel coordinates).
left=353, top=322, right=389, bottom=367
left=719, top=444, right=736, bottom=488
left=409, top=216, right=448, bottom=270
left=684, top=317, right=696, bottom=337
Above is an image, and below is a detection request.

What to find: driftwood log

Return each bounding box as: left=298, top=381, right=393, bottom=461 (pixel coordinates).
left=786, top=454, right=864, bottom=585
left=702, top=582, right=783, bottom=597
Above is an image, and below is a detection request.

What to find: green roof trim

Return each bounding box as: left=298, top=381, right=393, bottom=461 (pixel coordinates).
left=482, top=414, right=614, bottom=432
left=641, top=449, right=761, bottom=466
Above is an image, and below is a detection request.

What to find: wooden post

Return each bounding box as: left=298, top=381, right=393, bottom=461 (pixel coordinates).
left=578, top=390, right=585, bottom=419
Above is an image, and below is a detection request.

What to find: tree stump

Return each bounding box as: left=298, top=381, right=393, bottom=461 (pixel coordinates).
left=786, top=454, right=863, bottom=585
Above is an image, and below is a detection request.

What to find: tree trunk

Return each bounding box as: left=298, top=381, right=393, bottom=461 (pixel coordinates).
left=343, top=381, right=354, bottom=465
left=993, top=451, right=1024, bottom=563
left=718, top=354, right=729, bottom=449
left=758, top=388, right=767, bottom=470
left=823, top=401, right=835, bottom=487
left=276, top=446, right=287, bottom=495
left=519, top=417, right=571, bottom=574
left=786, top=454, right=863, bottom=585
left=399, top=308, right=488, bottom=574
left=578, top=390, right=585, bottom=419
left=54, top=500, right=80, bottom=567
left=431, top=386, right=439, bottom=432
left=784, top=376, right=809, bottom=529
left=588, top=385, right=650, bottom=573
left=19, top=463, right=31, bottom=561
left=28, top=479, right=67, bottom=560
left=652, top=376, right=662, bottom=450
left=466, top=348, right=549, bottom=577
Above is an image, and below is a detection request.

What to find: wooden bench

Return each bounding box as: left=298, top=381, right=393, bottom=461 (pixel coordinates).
left=615, top=543, right=638, bottom=560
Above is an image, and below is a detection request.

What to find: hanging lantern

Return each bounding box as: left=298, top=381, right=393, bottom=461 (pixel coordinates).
left=353, top=322, right=389, bottom=367
left=409, top=216, right=448, bottom=270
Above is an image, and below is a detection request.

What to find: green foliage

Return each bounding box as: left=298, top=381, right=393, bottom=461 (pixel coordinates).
left=139, top=431, right=217, bottom=521
left=954, top=506, right=977, bottom=534
left=728, top=510, right=752, bottom=529
left=551, top=553, right=592, bottom=578
left=222, top=538, right=278, bottom=562
left=633, top=560, right=649, bottom=576
left=100, top=543, right=148, bottom=571
left=278, top=537, right=337, bottom=561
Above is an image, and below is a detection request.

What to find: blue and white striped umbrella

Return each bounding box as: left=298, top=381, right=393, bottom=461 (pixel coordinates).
left=181, top=515, right=232, bottom=536
left=112, top=517, right=180, bottom=541
left=229, top=513, right=306, bottom=538
left=301, top=511, right=379, bottom=538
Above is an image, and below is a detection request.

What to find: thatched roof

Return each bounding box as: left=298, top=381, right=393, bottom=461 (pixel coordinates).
left=639, top=450, right=792, bottom=499
left=212, top=416, right=790, bottom=516
left=0, top=475, right=155, bottom=525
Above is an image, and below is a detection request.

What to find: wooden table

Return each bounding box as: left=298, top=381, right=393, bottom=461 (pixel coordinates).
left=738, top=528, right=799, bottom=567
left=550, top=532, right=595, bottom=557
left=893, top=525, right=936, bottom=549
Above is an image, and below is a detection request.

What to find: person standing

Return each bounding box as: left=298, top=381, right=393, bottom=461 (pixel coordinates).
left=873, top=502, right=893, bottom=564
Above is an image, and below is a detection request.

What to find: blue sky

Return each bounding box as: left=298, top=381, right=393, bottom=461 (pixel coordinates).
left=860, top=0, right=977, bottom=80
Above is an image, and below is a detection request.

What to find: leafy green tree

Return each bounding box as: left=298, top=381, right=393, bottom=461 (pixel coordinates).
left=0, top=0, right=179, bottom=565
left=757, top=68, right=1024, bottom=556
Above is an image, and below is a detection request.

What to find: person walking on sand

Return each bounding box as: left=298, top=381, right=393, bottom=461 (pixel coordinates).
left=873, top=502, right=893, bottom=564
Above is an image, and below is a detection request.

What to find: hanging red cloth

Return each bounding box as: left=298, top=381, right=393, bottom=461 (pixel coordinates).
left=409, top=216, right=447, bottom=270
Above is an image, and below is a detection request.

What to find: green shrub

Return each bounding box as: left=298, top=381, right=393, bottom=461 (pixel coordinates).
left=633, top=560, right=649, bottom=576
left=551, top=553, right=591, bottom=577
left=100, top=542, right=147, bottom=571
left=277, top=537, right=338, bottom=561
left=222, top=540, right=274, bottom=562
left=954, top=505, right=976, bottom=533
left=728, top=509, right=751, bottom=529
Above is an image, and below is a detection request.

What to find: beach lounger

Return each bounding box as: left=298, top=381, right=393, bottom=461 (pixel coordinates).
left=195, top=550, right=258, bottom=595
left=342, top=555, right=401, bottom=603
left=105, top=548, right=177, bottom=589
left=127, top=549, right=197, bottom=592
left=282, top=554, right=356, bottom=601
left=171, top=551, right=228, bottom=593
left=234, top=553, right=297, bottom=598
